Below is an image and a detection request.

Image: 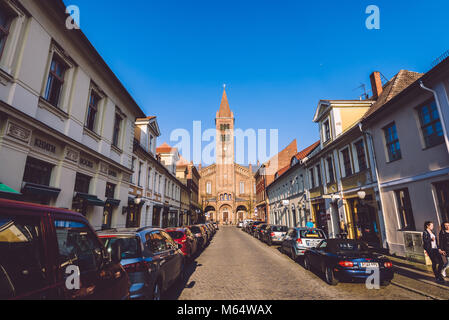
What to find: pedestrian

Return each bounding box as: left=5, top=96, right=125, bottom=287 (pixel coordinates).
left=423, top=221, right=445, bottom=283
left=439, top=221, right=449, bottom=277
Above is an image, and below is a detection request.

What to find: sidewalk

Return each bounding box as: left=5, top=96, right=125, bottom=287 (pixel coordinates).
left=386, top=254, right=449, bottom=299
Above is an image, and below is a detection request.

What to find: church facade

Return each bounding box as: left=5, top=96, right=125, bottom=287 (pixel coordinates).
left=198, top=89, right=256, bottom=224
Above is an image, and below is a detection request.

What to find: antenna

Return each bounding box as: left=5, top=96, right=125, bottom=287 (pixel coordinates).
left=354, top=83, right=369, bottom=100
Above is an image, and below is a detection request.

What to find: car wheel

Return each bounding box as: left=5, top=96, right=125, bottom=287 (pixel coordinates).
left=152, top=280, right=162, bottom=300
left=325, top=267, right=339, bottom=286
left=304, top=256, right=311, bottom=270
left=291, top=248, right=297, bottom=261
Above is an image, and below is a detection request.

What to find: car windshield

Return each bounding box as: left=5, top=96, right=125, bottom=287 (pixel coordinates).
left=167, top=231, right=184, bottom=239
left=272, top=226, right=288, bottom=232
left=101, top=236, right=140, bottom=260
left=334, top=241, right=369, bottom=253
left=300, top=229, right=325, bottom=239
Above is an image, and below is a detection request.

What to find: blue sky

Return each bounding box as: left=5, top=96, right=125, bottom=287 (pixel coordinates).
left=65, top=0, right=449, bottom=164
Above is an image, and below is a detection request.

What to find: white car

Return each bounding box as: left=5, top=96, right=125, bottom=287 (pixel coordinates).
left=237, top=221, right=243, bottom=228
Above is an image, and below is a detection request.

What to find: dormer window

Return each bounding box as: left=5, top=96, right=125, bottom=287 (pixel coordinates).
left=323, top=120, right=331, bottom=142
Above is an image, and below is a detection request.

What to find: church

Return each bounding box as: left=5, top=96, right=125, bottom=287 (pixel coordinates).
left=198, top=88, right=256, bottom=224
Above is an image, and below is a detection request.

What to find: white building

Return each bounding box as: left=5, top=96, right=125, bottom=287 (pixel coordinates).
left=267, top=142, right=320, bottom=228
left=0, top=0, right=146, bottom=230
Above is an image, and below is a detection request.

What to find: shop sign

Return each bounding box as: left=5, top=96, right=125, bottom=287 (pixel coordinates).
left=34, top=138, right=56, bottom=153
left=80, top=158, right=94, bottom=169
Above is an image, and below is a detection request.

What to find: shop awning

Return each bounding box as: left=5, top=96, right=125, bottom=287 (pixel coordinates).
left=0, top=182, right=22, bottom=200
left=22, top=183, right=61, bottom=198
left=75, top=193, right=105, bottom=207
left=105, top=198, right=121, bottom=207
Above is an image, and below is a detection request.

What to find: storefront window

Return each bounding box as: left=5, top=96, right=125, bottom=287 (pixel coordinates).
left=22, top=157, right=53, bottom=186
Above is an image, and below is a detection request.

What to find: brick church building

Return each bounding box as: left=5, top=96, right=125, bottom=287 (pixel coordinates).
left=198, top=88, right=256, bottom=224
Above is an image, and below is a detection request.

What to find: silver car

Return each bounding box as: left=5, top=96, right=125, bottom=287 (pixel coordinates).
left=262, top=225, right=288, bottom=246
left=281, top=227, right=327, bottom=261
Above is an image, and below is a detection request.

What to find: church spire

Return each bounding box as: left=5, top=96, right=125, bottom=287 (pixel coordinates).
left=217, top=86, right=232, bottom=118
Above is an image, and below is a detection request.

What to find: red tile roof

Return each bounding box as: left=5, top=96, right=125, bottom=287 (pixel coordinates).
left=294, top=140, right=320, bottom=161
left=156, top=142, right=174, bottom=153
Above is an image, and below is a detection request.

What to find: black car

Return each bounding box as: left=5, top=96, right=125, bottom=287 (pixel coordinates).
left=249, top=221, right=265, bottom=236
left=303, top=239, right=394, bottom=286
left=255, top=223, right=268, bottom=240
left=98, top=227, right=185, bottom=300
left=188, top=225, right=207, bottom=249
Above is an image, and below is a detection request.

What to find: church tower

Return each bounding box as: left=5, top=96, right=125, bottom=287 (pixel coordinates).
left=215, top=87, right=235, bottom=196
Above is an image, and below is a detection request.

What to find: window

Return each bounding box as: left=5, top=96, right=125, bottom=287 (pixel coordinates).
left=112, top=113, right=122, bottom=148
left=384, top=123, right=401, bottom=162
left=326, top=157, right=335, bottom=183
left=206, top=181, right=211, bottom=194
left=138, top=162, right=143, bottom=187
left=146, top=231, right=168, bottom=253
left=240, top=181, right=245, bottom=194
left=44, top=56, right=66, bottom=107
left=105, top=182, right=115, bottom=199
left=395, top=189, right=415, bottom=230
left=74, top=173, right=91, bottom=194
left=54, top=220, right=103, bottom=274
left=22, top=157, right=53, bottom=186
left=86, top=89, right=100, bottom=131
left=418, top=100, right=444, bottom=148
left=0, top=6, right=12, bottom=59
left=0, top=216, right=48, bottom=299
left=354, top=140, right=367, bottom=171
left=323, top=120, right=330, bottom=141
left=309, top=168, right=315, bottom=188
left=149, top=135, right=154, bottom=153
left=316, top=165, right=322, bottom=186
left=341, top=148, right=352, bottom=177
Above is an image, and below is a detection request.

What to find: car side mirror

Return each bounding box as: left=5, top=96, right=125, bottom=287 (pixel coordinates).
left=110, top=241, right=122, bottom=264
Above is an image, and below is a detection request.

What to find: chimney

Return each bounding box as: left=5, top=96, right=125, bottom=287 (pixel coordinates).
left=257, top=160, right=260, bottom=167
left=198, top=164, right=202, bottom=170
left=370, top=71, right=383, bottom=100
left=249, top=164, right=252, bottom=172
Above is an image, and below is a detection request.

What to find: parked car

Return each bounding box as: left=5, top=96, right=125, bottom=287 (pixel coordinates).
left=261, top=225, right=288, bottom=246
left=200, top=224, right=212, bottom=243
left=165, top=227, right=198, bottom=259
left=98, top=227, right=185, bottom=300
left=303, top=239, right=394, bottom=286
left=255, top=223, right=268, bottom=240
left=206, top=222, right=216, bottom=235
left=250, top=221, right=265, bottom=236
left=0, top=198, right=129, bottom=300
left=243, top=219, right=254, bottom=230
left=281, top=227, right=326, bottom=261
left=187, top=225, right=207, bottom=249
left=237, top=221, right=243, bottom=228
left=212, top=222, right=219, bottom=230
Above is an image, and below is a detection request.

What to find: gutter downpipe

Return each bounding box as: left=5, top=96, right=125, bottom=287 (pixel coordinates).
left=419, top=80, right=449, bottom=154
left=359, top=122, right=389, bottom=250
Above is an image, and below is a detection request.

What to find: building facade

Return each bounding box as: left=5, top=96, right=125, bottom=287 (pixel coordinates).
left=363, top=63, right=449, bottom=259
left=198, top=89, right=256, bottom=224
left=266, top=141, right=320, bottom=228
left=0, top=0, right=145, bottom=230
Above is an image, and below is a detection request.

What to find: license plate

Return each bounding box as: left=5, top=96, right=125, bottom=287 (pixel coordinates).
left=360, top=262, right=379, bottom=268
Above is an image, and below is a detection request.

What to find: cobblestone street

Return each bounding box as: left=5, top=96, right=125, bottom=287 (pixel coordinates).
left=165, top=226, right=429, bottom=300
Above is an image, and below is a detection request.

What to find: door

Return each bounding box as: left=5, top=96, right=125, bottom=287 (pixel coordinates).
left=312, top=240, right=328, bottom=270
left=102, top=205, right=113, bottom=230
left=53, top=219, right=127, bottom=299
left=435, top=181, right=449, bottom=223
left=161, top=230, right=183, bottom=280
left=146, top=231, right=176, bottom=289
left=0, top=213, right=55, bottom=299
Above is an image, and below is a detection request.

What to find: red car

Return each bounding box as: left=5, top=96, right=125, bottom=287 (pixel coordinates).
left=165, top=227, right=198, bottom=259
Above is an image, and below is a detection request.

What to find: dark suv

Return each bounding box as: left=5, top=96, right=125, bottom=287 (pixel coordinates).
left=98, top=227, right=185, bottom=300
left=0, top=199, right=129, bottom=300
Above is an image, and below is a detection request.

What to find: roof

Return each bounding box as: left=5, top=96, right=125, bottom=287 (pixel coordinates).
left=363, top=70, right=423, bottom=119
left=275, top=165, right=290, bottom=177
left=156, top=142, right=175, bottom=153
left=293, top=141, right=320, bottom=161
left=217, top=88, right=232, bottom=118
left=176, top=155, right=190, bottom=167
left=136, top=116, right=156, bottom=122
